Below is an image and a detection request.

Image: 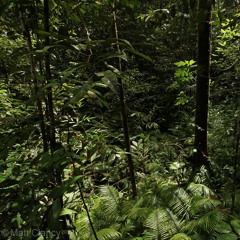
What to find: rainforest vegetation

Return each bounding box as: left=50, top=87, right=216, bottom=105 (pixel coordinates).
left=0, top=0, right=240, bottom=239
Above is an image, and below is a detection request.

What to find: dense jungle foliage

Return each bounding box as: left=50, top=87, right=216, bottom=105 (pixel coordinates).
left=0, top=0, right=240, bottom=239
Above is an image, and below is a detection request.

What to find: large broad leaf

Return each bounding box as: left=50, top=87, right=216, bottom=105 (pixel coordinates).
left=47, top=199, right=62, bottom=231
left=230, top=220, right=240, bottom=236
left=126, top=48, right=153, bottom=62
left=41, top=148, right=72, bottom=169
left=216, top=233, right=238, bottom=240
left=96, top=70, right=117, bottom=93
left=96, top=52, right=128, bottom=63
left=50, top=176, right=82, bottom=198
left=61, top=65, right=82, bottom=80
left=0, top=174, right=8, bottom=183
left=215, top=221, right=232, bottom=234
left=65, top=83, right=92, bottom=105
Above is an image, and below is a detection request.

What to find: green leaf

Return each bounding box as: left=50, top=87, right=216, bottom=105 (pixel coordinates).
left=97, top=52, right=128, bottom=62
left=35, top=45, right=62, bottom=53
left=0, top=174, right=8, bottom=183
left=94, top=82, right=108, bottom=88
left=48, top=199, right=62, bottom=231
left=215, top=222, right=232, bottom=234
left=103, top=70, right=117, bottom=81
left=34, top=30, right=58, bottom=37
left=174, top=61, right=186, bottom=67
left=91, top=228, right=122, bottom=240
left=108, top=154, right=116, bottom=162
left=72, top=44, right=87, bottom=51
left=16, top=213, right=23, bottom=228
left=102, top=77, right=116, bottom=92
left=127, top=49, right=153, bottom=62
left=216, top=233, right=238, bottom=240
left=61, top=66, right=81, bottom=80
left=119, top=39, right=133, bottom=48
left=50, top=176, right=82, bottom=198
left=87, top=90, right=99, bottom=99
left=230, top=220, right=240, bottom=236
left=129, top=238, right=144, bottom=240
left=95, top=72, right=105, bottom=77
left=170, top=233, right=191, bottom=240
left=66, top=83, right=92, bottom=105
left=189, top=59, right=196, bottom=65
left=60, top=208, right=77, bottom=216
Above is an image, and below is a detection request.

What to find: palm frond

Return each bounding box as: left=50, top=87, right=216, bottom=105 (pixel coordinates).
left=170, top=188, right=191, bottom=220
left=100, top=185, right=120, bottom=199
left=187, top=183, right=214, bottom=197
left=165, top=208, right=185, bottom=235
left=191, top=198, right=221, bottom=216
left=157, top=181, right=179, bottom=205
left=144, top=208, right=169, bottom=240
left=185, top=208, right=225, bottom=237
left=99, top=185, right=119, bottom=215
left=91, top=228, right=122, bottom=240
left=170, top=233, right=191, bottom=240
left=99, top=185, right=132, bottom=219
left=74, top=212, right=92, bottom=239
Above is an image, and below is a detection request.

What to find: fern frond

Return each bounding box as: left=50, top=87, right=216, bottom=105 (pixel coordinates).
left=191, top=198, right=221, bottom=216
left=185, top=208, right=225, bottom=236
left=170, top=188, right=191, bottom=220
left=127, top=206, right=151, bottom=222
left=187, top=183, right=214, bottom=197
left=157, top=181, right=179, bottom=206
left=170, top=233, right=191, bottom=240
left=144, top=208, right=169, bottom=240
left=91, top=228, right=122, bottom=240
left=196, top=198, right=220, bottom=209
left=100, top=185, right=120, bottom=199
left=99, top=185, right=119, bottom=215
left=74, top=212, right=92, bottom=239
left=165, top=208, right=185, bottom=235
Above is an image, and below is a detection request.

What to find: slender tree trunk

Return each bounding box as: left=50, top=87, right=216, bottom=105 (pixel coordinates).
left=113, top=10, right=137, bottom=198
left=194, top=0, right=213, bottom=173
left=43, top=1, right=69, bottom=238
left=44, top=0, right=56, bottom=151
left=231, top=97, right=240, bottom=213
left=18, top=3, right=48, bottom=152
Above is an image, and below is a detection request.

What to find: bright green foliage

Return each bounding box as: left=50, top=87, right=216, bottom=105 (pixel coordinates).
left=71, top=180, right=235, bottom=239
left=230, top=220, right=240, bottom=236
left=170, top=233, right=191, bottom=240
left=168, top=60, right=196, bottom=106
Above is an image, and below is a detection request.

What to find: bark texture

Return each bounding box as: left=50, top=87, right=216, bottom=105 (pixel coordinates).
left=194, top=0, right=212, bottom=173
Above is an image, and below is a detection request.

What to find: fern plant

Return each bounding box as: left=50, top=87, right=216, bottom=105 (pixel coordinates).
left=72, top=179, right=232, bottom=240
left=74, top=185, right=133, bottom=240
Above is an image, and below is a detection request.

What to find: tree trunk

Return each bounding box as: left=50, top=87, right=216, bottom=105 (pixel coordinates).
left=194, top=0, right=213, bottom=173
left=113, top=10, right=137, bottom=198
left=44, top=0, right=56, bottom=151
left=43, top=1, right=69, bottom=239
left=18, top=3, right=48, bottom=152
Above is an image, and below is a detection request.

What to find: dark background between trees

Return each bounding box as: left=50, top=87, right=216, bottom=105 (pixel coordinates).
left=0, top=0, right=240, bottom=239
